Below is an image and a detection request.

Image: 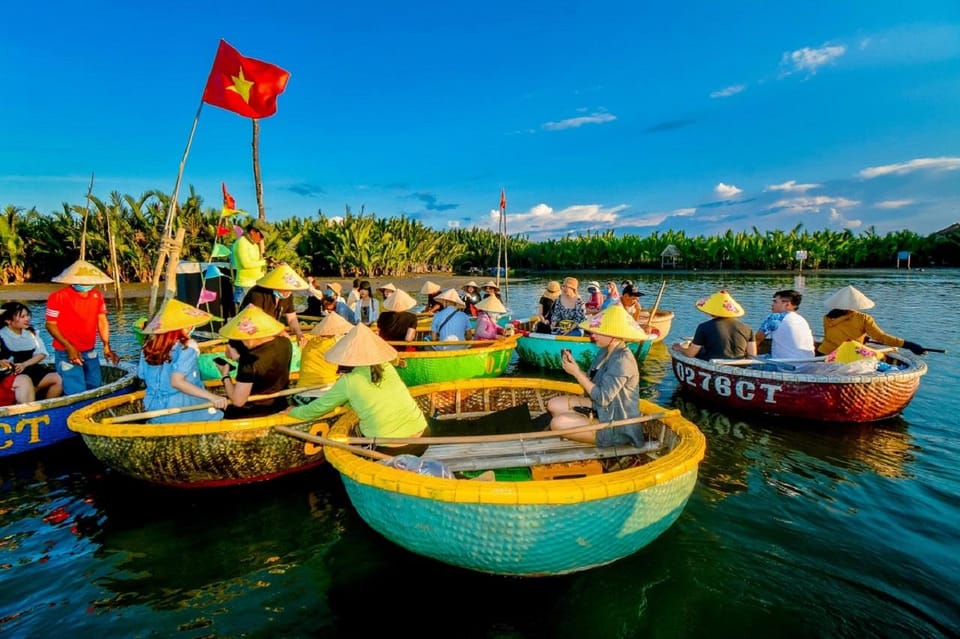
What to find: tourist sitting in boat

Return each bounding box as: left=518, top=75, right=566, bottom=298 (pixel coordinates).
left=600, top=281, right=620, bottom=310
left=350, top=280, right=380, bottom=326
left=672, top=290, right=756, bottom=361
left=377, top=289, right=419, bottom=343
left=460, top=281, right=481, bottom=317
left=481, top=280, right=503, bottom=301
left=817, top=285, right=927, bottom=356
left=619, top=283, right=644, bottom=322
left=755, top=289, right=815, bottom=360
left=420, top=281, right=443, bottom=314
left=286, top=323, right=428, bottom=455
left=545, top=277, right=587, bottom=336
left=534, top=281, right=561, bottom=334
left=241, top=264, right=310, bottom=345
left=584, top=281, right=603, bottom=315
left=138, top=298, right=228, bottom=423
left=377, top=283, right=397, bottom=301
left=297, top=312, right=354, bottom=396
left=547, top=304, right=649, bottom=446
left=1, top=302, right=62, bottom=400
left=311, top=282, right=357, bottom=324
left=0, top=360, right=35, bottom=406
left=474, top=295, right=508, bottom=340
left=217, top=304, right=292, bottom=419
left=431, top=289, right=471, bottom=350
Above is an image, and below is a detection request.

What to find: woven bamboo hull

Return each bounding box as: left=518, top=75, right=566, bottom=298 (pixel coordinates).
left=325, top=378, right=705, bottom=576
left=395, top=336, right=518, bottom=386
left=637, top=309, right=674, bottom=343
left=67, top=391, right=347, bottom=487
left=670, top=351, right=927, bottom=422
left=516, top=333, right=652, bottom=370
left=0, top=365, right=138, bottom=458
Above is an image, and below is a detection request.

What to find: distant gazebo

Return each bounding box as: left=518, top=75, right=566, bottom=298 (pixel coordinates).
left=661, top=244, right=681, bottom=269
left=896, top=250, right=911, bottom=269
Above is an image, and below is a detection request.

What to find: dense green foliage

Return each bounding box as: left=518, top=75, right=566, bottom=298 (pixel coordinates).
left=2, top=194, right=957, bottom=284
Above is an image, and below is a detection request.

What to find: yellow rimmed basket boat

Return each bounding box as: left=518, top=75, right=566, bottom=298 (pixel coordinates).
left=390, top=335, right=518, bottom=386
left=323, top=377, right=706, bottom=576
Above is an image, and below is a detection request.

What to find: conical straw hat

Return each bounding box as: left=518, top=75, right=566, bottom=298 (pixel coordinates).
left=460, top=281, right=479, bottom=291
left=309, top=311, right=354, bottom=336
left=476, top=295, right=506, bottom=314
left=377, top=283, right=397, bottom=293
left=824, top=285, right=875, bottom=311
left=695, top=290, right=745, bottom=318
left=578, top=304, right=650, bottom=341
left=420, top=281, right=442, bottom=295
left=218, top=304, right=285, bottom=340
left=481, top=280, right=501, bottom=291
left=436, top=288, right=465, bottom=306
left=51, top=260, right=113, bottom=285
left=141, top=298, right=218, bottom=334
left=382, top=288, right=418, bottom=312
left=323, top=323, right=398, bottom=367
left=825, top=340, right=881, bottom=364
left=257, top=264, right=309, bottom=291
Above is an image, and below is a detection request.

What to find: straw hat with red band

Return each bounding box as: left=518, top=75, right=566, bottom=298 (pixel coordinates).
left=323, top=323, right=399, bottom=367
left=435, top=288, right=466, bottom=306
left=578, top=304, right=651, bottom=341
left=824, top=340, right=881, bottom=364
left=141, top=298, right=219, bottom=335
left=420, top=281, right=442, bottom=295
left=51, top=260, right=113, bottom=285
left=257, top=264, right=309, bottom=291
left=219, top=304, right=286, bottom=340
left=824, top=285, right=875, bottom=311
left=382, top=288, right=418, bottom=312
left=695, top=290, right=745, bottom=318
left=476, top=295, right=507, bottom=314
left=309, top=311, right=354, bottom=337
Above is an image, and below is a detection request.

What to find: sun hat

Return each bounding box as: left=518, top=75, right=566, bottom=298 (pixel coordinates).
left=695, top=290, right=745, bottom=318
left=562, top=277, right=579, bottom=290
left=476, top=295, right=507, bottom=314
left=51, top=260, right=113, bottom=285
left=481, top=280, right=501, bottom=291
left=382, top=288, right=418, bottom=312
left=621, top=283, right=645, bottom=298
left=435, top=288, right=466, bottom=306
left=325, top=282, right=343, bottom=296
left=141, top=298, right=218, bottom=334
left=309, top=311, right=354, bottom=337
left=586, top=281, right=601, bottom=292
left=218, top=304, right=285, bottom=340
left=257, top=264, right=309, bottom=291
left=461, top=281, right=479, bottom=291
left=824, top=285, right=875, bottom=311
left=578, top=304, right=651, bottom=341
left=824, top=340, right=881, bottom=364
left=420, top=281, right=442, bottom=295
left=324, top=323, right=399, bottom=367
left=377, top=283, right=397, bottom=294
left=543, top=281, right=561, bottom=299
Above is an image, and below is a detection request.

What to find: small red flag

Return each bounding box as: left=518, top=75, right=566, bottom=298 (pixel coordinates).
left=202, top=40, right=290, bottom=118
left=499, top=188, right=507, bottom=211
left=222, top=182, right=236, bottom=211
left=216, top=225, right=231, bottom=237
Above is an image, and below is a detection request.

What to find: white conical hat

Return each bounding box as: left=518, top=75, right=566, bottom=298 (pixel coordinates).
left=382, top=288, right=418, bottom=312
left=824, top=285, right=875, bottom=311
left=51, top=260, right=113, bottom=285
left=476, top=295, right=506, bottom=314
left=309, top=311, right=354, bottom=336
left=323, top=323, right=398, bottom=367
left=435, top=288, right=465, bottom=306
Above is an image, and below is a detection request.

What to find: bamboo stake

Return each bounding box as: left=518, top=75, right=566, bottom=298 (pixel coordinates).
left=252, top=119, right=266, bottom=220
left=273, top=426, right=394, bottom=461
left=102, top=384, right=331, bottom=424
left=163, top=228, right=186, bottom=303
left=106, top=200, right=123, bottom=309
left=644, top=280, right=667, bottom=332
left=79, top=173, right=94, bottom=261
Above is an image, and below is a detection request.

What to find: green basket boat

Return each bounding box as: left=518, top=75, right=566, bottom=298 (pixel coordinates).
left=516, top=332, right=653, bottom=370
left=389, top=335, right=518, bottom=386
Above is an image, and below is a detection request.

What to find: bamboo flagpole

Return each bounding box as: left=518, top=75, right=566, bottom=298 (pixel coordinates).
left=79, top=173, right=94, bottom=261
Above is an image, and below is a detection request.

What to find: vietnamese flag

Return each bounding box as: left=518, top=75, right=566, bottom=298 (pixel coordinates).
left=499, top=188, right=507, bottom=212
left=222, top=182, right=236, bottom=210
left=202, top=40, right=290, bottom=118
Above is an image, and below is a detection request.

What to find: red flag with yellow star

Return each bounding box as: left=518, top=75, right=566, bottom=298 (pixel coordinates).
left=202, top=40, right=290, bottom=118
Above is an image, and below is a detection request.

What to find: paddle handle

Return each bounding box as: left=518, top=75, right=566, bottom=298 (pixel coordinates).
left=273, top=426, right=394, bottom=461
left=644, top=280, right=667, bottom=331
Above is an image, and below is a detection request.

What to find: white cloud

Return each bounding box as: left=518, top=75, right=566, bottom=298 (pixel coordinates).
left=715, top=182, right=742, bottom=199
left=859, top=157, right=960, bottom=178
left=446, top=220, right=461, bottom=228
left=542, top=112, right=616, bottom=131
left=710, top=84, right=745, bottom=98
left=780, top=44, right=846, bottom=76
left=770, top=195, right=859, bottom=212
left=766, top=180, right=820, bottom=193
left=829, top=207, right=862, bottom=229
left=875, top=199, right=914, bottom=209
left=671, top=207, right=696, bottom=217
left=495, top=203, right=626, bottom=234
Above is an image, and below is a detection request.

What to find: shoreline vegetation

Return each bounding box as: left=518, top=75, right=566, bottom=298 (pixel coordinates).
left=2, top=195, right=958, bottom=286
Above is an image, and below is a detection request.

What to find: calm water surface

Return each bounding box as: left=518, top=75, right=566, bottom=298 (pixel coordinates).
left=2, top=270, right=958, bottom=638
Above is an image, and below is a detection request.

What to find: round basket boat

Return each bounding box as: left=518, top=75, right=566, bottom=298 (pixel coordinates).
left=637, top=309, right=674, bottom=343
left=1, top=364, right=138, bottom=458
left=391, top=335, right=518, bottom=386
left=516, top=332, right=653, bottom=370
left=323, top=378, right=705, bottom=576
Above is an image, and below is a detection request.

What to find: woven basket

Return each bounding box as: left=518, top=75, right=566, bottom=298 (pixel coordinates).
left=516, top=333, right=652, bottom=370
left=394, top=336, right=517, bottom=386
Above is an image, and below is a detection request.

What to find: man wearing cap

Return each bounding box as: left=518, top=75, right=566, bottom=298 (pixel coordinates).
left=217, top=305, right=292, bottom=418
left=241, top=264, right=309, bottom=345
left=672, top=290, right=756, bottom=361
left=818, top=285, right=927, bottom=356
left=230, top=220, right=269, bottom=306
left=755, top=289, right=815, bottom=360
left=430, top=289, right=470, bottom=350
left=619, top=284, right=644, bottom=321
left=44, top=260, right=121, bottom=395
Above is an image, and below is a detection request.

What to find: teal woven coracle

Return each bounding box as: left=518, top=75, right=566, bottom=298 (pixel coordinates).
left=516, top=334, right=652, bottom=370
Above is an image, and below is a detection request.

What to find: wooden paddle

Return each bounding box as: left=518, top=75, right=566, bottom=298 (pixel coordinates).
left=644, top=279, right=667, bottom=332
left=102, top=384, right=332, bottom=424
left=273, top=426, right=395, bottom=461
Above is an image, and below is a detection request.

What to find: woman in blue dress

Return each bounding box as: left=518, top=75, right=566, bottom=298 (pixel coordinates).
left=138, top=299, right=228, bottom=423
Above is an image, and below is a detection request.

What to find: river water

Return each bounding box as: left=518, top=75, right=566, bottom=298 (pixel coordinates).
left=2, top=270, right=958, bottom=638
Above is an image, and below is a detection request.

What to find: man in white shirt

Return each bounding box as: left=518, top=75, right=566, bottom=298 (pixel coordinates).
left=756, top=289, right=815, bottom=360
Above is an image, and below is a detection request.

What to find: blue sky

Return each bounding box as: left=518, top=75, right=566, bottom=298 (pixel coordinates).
left=2, top=1, right=959, bottom=240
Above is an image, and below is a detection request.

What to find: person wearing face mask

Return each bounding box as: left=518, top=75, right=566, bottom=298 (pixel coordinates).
left=44, top=260, right=121, bottom=395
left=240, top=264, right=309, bottom=346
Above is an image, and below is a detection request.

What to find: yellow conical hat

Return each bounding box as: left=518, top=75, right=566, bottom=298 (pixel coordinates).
left=824, top=340, right=881, bottom=364
left=476, top=295, right=506, bottom=314
left=382, top=288, right=418, bottom=312
left=257, top=264, right=309, bottom=291
left=578, top=303, right=651, bottom=341
left=436, top=288, right=465, bottom=306
left=141, top=298, right=218, bottom=334
left=51, top=260, right=113, bottom=285
left=323, top=323, right=398, bottom=367
left=824, top=285, right=875, bottom=311
left=218, top=304, right=285, bottom=340
left=420, top=281, right=442, bottom=295
left=309, top=311, right=354, bottom=337
left=695, top=290, right=745, bottom=318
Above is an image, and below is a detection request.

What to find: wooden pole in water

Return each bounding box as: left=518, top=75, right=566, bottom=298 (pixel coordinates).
left=79, top=173, right=94, bottom=261
left=105, top=200, right=123, bottom=309
left=253, top=119, right=266, bottom=221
